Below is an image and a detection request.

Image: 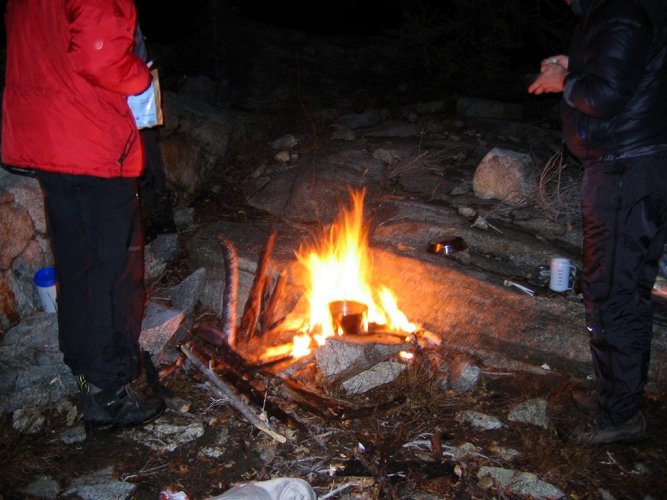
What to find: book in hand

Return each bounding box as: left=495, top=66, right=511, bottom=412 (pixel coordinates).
left=127, top=68, right=163, bottom=129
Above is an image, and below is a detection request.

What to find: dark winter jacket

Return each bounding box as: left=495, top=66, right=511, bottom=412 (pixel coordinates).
left=2, top=0, right=151, bottom=178
left=561, top=0, right=667, bottom=161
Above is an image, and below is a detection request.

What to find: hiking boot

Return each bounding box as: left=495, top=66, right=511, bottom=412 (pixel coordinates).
left=571, top=388, right=597, bottom=414
left=77, top=375, right=165, bottom=430
left=571, top=412, right=646, bottom=445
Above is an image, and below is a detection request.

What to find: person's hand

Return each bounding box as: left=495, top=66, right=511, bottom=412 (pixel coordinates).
left=528, top=55, right=569, bottom=95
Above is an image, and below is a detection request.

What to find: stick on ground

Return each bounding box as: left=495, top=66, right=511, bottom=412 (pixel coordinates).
left=181, top=344, right=287, bottom=443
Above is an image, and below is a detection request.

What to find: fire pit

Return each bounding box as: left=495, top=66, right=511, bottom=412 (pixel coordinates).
left=184, top=189, right=432, bottom=442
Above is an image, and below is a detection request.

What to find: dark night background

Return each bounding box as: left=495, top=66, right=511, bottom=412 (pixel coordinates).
left=126, top=0, right=576, bottom=106
left=0, top=1, right=576, bottom=103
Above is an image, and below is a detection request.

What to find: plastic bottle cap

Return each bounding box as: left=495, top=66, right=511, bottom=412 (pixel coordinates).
left=34, top=267, right=57, bottom=287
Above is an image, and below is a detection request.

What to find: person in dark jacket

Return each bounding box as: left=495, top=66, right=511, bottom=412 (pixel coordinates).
left=2, top=0, right=165, bottom=429
left=529, top=0, right=667, bottom=445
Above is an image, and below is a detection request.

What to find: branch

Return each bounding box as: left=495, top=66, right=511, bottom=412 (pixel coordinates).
left=181, top=344, right=287, bottom=443
left=238, top=231, right=277, bottom=343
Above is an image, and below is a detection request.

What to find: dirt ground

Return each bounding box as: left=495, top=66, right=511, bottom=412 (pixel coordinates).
left=1, top=309, right=666, bottom=500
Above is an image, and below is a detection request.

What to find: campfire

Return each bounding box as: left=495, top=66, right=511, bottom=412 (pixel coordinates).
left=266, top=189, right=418, bottom=359
left=183, top=188, right=434, bottom=443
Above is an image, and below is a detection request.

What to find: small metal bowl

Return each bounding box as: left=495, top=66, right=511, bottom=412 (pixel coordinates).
left=427, top=236, right=468, bottom=255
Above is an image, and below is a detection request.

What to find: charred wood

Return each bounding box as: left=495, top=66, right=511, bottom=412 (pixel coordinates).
left=188, top=335, right=363, bottom=422
left=259, top=269, right=287, bottom=334
left=191, top=322, right=227, bottom=348
left=237, top=231, right=277, bottom=344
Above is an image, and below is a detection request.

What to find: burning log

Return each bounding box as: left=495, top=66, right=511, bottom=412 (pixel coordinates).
left=180, top=344, right=287, bottom=443
left=237, top=231, right=277, bottom=344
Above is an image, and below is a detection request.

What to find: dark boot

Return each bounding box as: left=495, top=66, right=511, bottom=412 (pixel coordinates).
left=571, top=412, right=646, bottom=445
left=77, top=375, right=165, bottom=430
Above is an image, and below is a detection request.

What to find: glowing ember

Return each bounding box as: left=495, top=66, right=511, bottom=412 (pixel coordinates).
left=399, top=351, right=414, bottom=361
left=279, top=189, right=417, bottom=358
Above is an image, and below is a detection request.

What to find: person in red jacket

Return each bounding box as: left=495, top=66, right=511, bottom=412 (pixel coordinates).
left=2, top=0, right=165, bottom=429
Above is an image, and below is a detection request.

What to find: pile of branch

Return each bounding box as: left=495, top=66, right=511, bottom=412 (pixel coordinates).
left=181, top=231, right=360, bottom=442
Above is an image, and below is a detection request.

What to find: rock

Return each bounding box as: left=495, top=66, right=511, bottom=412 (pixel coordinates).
left=145, top=233, right=179, bottom=283
left=0, top=313, right=76, bottom=413
left=372, top=148, right=400, bottom=164
left=121, top=421, right=205, bottom=452
left=174, top=207, right=196, bottom=231
left=473, top=147, right=537, bottom=204
left=455, top=410, right=503, bottom=430
left=0, top=169, right=46, bottom=234
left=315, top=334, right=410, bottom=382
left=270, top=134, right=299, bottom=149
left=274, top=150, right=291, bottom=163
left=457, top=206, right=476, bottom=218
left=162, top=92, right=232, bottom=158
left=0, top=274, right=20, bottom=331
left=0, top=203, right=34, bottom=270
left=448, top=442, right=483, bottom=460
left=449, top=354, right=482, bottom=394
left=477, top=466, right=565, bottom=499
left=163, top=268, right=206, bottom=314
left=341, top=361, right=406, bottom=394
left=62, top=466, right=136, bottom=500
left=22, top=475, right=60, bottom=500
left=160, top=135, right=204, bottom=201
left=200, top=427, right=230, bottom=459
left=489, top=444, right=521, bottom=461
left=507, top=398, right=551, bottom=430
left=140, top=301, right=185, bottom=356
left=410, top=101, right=447, bottom=114
left=58, top=425, right=87, bottom=445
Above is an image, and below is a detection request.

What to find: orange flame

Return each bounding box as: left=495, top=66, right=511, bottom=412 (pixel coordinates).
left=283, top=189, right=416, bottom=358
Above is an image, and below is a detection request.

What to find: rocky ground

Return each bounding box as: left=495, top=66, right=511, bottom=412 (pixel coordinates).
left=2, top=9, right=667, bottom=500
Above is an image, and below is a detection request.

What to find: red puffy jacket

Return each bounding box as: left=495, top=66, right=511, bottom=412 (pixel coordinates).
left=2, top=0, right=151, bottom=178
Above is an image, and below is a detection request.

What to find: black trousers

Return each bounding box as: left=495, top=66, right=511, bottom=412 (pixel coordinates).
left=37, top=173, right=145, bottom=391
left=581, top=153, right=667, bottom=425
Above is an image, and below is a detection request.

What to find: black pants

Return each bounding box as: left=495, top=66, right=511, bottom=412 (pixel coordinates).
left=581, top=153, right=667, bottom=425
left=38, top=173, right=145, bottom=391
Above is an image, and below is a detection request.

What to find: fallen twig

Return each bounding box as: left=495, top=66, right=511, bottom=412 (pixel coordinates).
left=180, top=344, right=287, bottom=443
left=319, top=482, right=355, bottom=499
